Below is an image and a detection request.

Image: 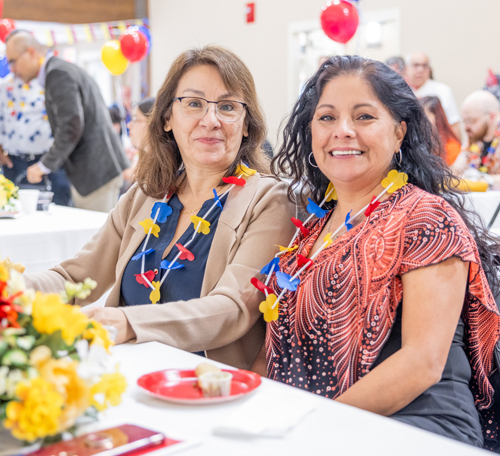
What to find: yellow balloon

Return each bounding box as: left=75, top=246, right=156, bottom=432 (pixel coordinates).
left=101, top=40, right=129, bottom=76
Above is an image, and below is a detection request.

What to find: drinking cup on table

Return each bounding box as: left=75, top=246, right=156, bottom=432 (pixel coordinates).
left=198, top=371, right=233, bottom=397
left=18, top=189, right=40, bottom=214
left=37, top=191, right=54, bottom=211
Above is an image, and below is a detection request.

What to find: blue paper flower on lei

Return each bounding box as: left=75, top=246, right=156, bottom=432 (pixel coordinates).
left=306, top=198, right=327, bottom=218
left=131, top=248, right=155, bottom=261
left=160, top=260, right=185, bottom=270
left=151, top=202, right=173, bottom=223
left=261, top=257, right=280, bottom=275
left=276, top=271, right=300, bottom=292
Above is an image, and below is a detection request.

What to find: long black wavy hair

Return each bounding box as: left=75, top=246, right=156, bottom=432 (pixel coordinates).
left=272, top=55, right=500, bottom=296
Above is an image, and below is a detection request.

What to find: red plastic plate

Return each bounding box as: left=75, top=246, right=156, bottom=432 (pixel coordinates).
left=137, top=369, right=261, bottom=404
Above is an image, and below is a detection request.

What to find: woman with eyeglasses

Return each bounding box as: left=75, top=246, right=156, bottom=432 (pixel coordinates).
left=25, top=46, right=295, bottom=370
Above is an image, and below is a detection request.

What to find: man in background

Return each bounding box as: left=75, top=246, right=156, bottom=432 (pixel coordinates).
left=406, top=51, right=461, bottom=141
left=385, top=56, right=406, bottom=78
left=5, top=31, right=129, bottom=212
left=453, top=90, right=500, bottom=186
left=0, top=73, right=71, bottom=206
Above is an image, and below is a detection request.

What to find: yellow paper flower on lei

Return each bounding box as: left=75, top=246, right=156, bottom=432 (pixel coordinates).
left=235, top=164, right=257, bottom=177
left=259, top=293, right=279, bottom=322
left=4, top=377, right=64, bottom=442
left=381, top=169, right=408, bottom=194
left=278, top=245, right=298, bottom=253
left=325, top=182, right=337, bottom=201
left=323, top=233, right=333, bottom=247
left=139, top=218, right=160, bottom=237
left=190, top=215, right=211, bottom=234
left=149, top=281, right=161, bottom=304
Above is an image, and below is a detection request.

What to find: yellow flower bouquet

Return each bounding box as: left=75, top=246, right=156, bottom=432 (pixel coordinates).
left=0, top=175, right=19, bottom=213
left=0, top=257, right=127, bottom=444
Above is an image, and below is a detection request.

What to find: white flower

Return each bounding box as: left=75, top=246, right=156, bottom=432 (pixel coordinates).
left=75, top=339, right=112, bottom=384
left=5, top=369, right=25, bottom=397
left=0, top=365, right=9, bottom=395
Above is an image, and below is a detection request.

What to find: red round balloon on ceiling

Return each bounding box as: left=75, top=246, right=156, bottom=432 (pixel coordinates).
left=0, top=18, right=16, bottom=43
left=0, top=1, right=4, bottom=19
left=320, top=1, right=359, bottom=44
left=120, top=27, right=149, bottom=62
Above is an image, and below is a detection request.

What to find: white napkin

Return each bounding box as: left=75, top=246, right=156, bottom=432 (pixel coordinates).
left=213, top=387, right=315, bottom=438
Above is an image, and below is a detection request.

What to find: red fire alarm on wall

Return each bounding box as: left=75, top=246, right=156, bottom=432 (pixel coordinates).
left=246, top=3, right=255, bottom=23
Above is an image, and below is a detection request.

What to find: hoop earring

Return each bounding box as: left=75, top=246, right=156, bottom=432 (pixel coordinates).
left=397, top=148, right=402, bottom=165
left=308, top=152, right=319, bottom=168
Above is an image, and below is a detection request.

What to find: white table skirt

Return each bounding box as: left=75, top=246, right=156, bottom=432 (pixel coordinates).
left=0, top=205, right=108, bottom=273
left=1, top=342, right=485, bottom=455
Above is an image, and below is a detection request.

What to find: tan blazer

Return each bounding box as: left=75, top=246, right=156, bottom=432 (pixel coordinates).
left=26, top=174, right=295, bottom=370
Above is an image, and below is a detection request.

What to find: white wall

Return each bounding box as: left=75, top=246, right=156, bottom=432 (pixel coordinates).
left=149, top=0, right=500, bottom=147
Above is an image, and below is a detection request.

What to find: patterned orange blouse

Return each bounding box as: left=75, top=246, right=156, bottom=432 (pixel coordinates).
left=267, top=184, right=500, bottom=412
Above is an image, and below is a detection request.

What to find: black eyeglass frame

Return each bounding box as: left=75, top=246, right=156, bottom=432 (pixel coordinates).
left=172, top=96, right=247, bottom=122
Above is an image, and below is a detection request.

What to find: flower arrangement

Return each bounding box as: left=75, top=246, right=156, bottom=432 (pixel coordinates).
left=0, top=257, right=127, bottom=444
left=0, top=175, right=18, bottom=212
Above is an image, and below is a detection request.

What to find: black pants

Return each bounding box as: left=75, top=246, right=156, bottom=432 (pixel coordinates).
left=1, top=155, right=72, bottom=207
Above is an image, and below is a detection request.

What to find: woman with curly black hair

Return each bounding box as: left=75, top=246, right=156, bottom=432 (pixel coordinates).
left=268, top=55, right=500, bottom=448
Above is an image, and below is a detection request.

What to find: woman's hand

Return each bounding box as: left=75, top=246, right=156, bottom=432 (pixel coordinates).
left=81, top=306, right=136, bottom=344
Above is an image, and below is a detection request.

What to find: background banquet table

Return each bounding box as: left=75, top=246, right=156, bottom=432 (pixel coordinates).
left=464, top=190, right=500, bottom=229
left=0, top=205, right=108, bottom=273
left=2, top=342, right=485, bottom=455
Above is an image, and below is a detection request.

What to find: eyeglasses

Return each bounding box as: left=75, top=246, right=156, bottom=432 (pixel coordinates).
left=172, top=97, right=247, bottom=122
left=461, top=113, right=489, bottom=126
left=410, top=63, right=429, bottom=70
left=8, top=49, right=27, bottom=66
left=130, top=116, right=146, bottom=124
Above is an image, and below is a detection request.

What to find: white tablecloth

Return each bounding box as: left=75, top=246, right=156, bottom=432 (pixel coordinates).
left=464, top=190, right=500, bottom=229
left=0, top=205, right=108, bottom=273
left=1, top=342, right=485, bottom=455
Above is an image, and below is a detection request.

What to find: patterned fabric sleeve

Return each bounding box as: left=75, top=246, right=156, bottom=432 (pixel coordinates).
left=400, top=193, right=500, bottom=412
left=400, top=194, right=477, bottom=274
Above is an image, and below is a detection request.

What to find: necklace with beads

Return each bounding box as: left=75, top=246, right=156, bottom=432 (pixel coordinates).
left=252, top=169, right=409, bottom=323
left=133, top=164, right=257, bottom=304
left=469, top=122, right=500, bottom=173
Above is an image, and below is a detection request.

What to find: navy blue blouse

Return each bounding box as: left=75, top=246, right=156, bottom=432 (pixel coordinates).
left=121, top=193, right=227, bottom=306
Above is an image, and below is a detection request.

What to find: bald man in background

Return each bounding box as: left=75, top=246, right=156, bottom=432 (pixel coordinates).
left=406, top=52, right=461, bottom=141
left=5, top=31, right=129, bottom=212
left=452, top=90, right=500, bottom=186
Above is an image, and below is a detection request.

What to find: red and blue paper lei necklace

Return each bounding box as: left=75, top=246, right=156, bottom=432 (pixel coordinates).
left=253, top=169, right=409, bottom=322
left=134, top=164, right=257, bottom=304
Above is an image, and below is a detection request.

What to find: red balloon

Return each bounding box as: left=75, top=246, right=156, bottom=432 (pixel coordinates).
left=0, top=1, right=4, bottom=19
left=120, top=27, right=149, bottom=62
left=0, top=18, right=15, bottom=43
left=320, top=1, right=359, bottom=44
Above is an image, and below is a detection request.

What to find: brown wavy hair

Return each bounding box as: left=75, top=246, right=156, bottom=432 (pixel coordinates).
left=135, top=46, right=269, bottom=198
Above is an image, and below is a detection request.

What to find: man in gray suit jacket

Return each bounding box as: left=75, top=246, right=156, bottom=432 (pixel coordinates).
left=5, top=31, right=129, bottom=212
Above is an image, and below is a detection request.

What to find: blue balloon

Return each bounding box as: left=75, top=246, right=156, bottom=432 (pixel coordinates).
left=0, top=56, right=10, bottom=78
left=137, top=25, right=152, bottom=55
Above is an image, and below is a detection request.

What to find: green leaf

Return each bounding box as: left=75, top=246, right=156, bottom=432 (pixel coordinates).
left=3, top=349, right=28, bottom=366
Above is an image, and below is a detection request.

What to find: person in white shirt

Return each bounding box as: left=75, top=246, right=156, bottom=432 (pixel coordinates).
left=0, top=73, right=71, bottom=205
left=406, top=52, right=461, bottom=141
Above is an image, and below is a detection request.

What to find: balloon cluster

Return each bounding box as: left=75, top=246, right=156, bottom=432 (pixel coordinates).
left=0, top=17, right=15, bottom=79
left=101, top=25, right=151, bottom=76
